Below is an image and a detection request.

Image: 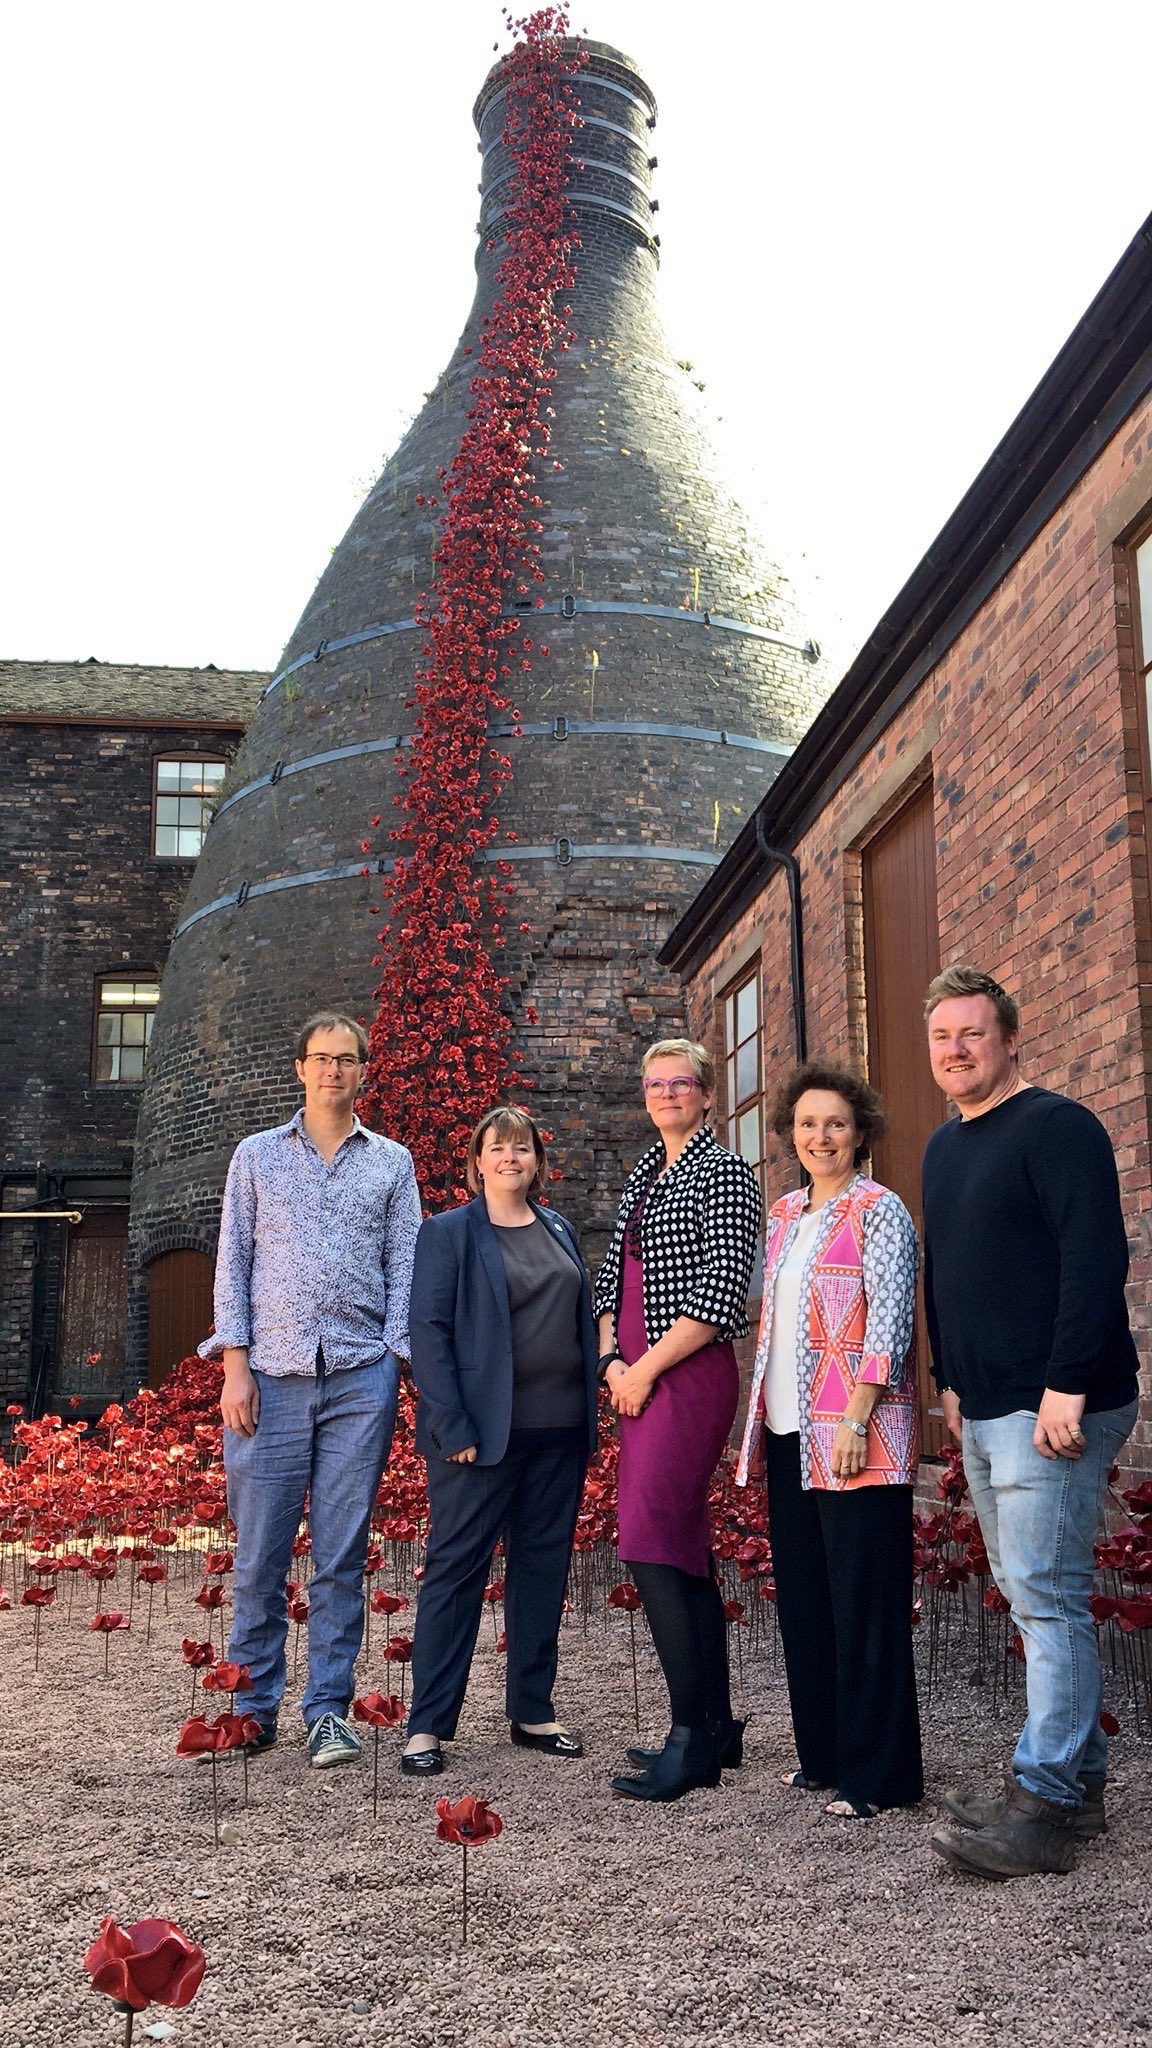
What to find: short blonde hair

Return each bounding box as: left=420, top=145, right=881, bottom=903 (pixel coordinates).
left=640, top=1037, right=715, bottom=1096
left=465, top=1106, right=547, bottom=1196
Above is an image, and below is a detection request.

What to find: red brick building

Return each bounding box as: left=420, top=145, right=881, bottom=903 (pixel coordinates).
left=662, top=210, right=1152, bottom=1478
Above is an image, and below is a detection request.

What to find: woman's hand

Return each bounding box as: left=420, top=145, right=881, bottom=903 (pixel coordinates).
left=830, top=1382, right=882, bottom=1482
left=830, top=1419, right=871, bottom=1481
left=610, top=1361, right=657, bottom=1418
left=446, top=1446, right=478, bottom=1464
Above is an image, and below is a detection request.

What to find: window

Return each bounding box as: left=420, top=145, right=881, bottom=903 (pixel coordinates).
left=722, top=966, right=763, bottom=1194
left=153, top=757, right=226, bottom=858
left=1137, top=527, right=1152, bottom=736
left=94, top=978, right=160, bottom=1082
left=1133, top=525, right=1152, bottom=899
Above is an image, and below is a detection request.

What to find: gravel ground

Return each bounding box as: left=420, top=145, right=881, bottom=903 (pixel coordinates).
left=2, top=1587, right=1151, bottom=2048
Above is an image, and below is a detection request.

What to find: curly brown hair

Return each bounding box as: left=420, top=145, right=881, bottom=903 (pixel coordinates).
left=769, top=1060, right=886, bottom=1168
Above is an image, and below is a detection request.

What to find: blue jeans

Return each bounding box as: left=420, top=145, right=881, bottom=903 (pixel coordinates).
left=223, top=1354, right=399, bottom=1728
left=962, top=1401, right=1136, bottom=1806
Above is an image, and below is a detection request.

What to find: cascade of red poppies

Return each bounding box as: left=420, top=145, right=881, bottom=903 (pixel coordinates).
left=358, top=8, right=583, bottom=1208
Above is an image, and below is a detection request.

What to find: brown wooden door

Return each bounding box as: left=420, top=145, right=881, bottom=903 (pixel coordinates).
left=862, top=779, right=948, bottom=1458
left=56, top=1209, right=128, bottom=1408
left=148, top=1249, right=215, bottom=1387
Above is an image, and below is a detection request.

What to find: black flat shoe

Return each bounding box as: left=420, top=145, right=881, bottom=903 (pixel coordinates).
left=510, top=1724, right=584, bottom=1757
left=400, top=1746, right=444, bottom=1776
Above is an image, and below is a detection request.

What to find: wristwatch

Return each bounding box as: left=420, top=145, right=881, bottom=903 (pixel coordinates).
left=597, top=1351, right=625, bottom=1382
left=840, top=1416, right=868, bottom=1438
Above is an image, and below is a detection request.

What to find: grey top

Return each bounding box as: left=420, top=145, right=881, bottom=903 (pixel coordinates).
left=492, top=1218, right=586, bottom=1430
left=199, top=1110, right=422, bottom=1376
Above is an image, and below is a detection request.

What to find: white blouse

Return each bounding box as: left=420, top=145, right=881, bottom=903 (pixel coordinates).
left=762, top=1208, right=824, bottom=1435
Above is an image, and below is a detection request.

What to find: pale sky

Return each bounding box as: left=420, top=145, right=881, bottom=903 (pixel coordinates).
left=3, top=0, right=1150, bottom=680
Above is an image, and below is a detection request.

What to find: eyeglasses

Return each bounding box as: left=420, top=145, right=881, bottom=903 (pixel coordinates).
left=302, top=1053, right=362, bottom=1071
left=642, top=1075, right=700, bottom=1098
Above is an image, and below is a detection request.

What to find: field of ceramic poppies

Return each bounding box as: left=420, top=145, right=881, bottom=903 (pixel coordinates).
left=3, top=1358, right=1152, bottom=2047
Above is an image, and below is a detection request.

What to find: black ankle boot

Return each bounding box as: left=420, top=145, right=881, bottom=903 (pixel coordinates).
left=627, top=1715, right=747, bottom=1773
left=612, top=1725, right=722, bottom=1802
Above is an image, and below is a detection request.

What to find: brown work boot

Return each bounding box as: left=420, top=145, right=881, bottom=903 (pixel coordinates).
left=930, top=1778, right=1078, bottom=1878
left=942, top=1766, right=1106, bottom=1840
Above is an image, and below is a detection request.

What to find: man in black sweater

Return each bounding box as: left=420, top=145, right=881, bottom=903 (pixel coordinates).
left=921, top=965, right=1139, bottom=1879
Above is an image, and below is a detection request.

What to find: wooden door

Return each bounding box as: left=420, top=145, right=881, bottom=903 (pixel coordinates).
left=862, top=779, right=948, bottom=1458
left=148, top=1249, right=215, bottom=1387
left=56, top=1210, right=128, bottom=1409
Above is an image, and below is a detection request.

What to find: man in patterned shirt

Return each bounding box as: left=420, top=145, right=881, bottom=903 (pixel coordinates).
left=200, top=1012, right=422, bottom=1767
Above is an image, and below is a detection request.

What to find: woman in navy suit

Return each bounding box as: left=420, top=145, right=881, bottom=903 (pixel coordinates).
left=400, top=1106, right=599, bottom=1775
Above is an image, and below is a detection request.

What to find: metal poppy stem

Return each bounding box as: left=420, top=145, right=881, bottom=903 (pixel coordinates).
left=461, top=1844, right=469, bottom=1945
left=210, top=1751, right=220, bottom=1848
left=122, top=2007, right=134, bottom=2048
left=104, top=1630, right=111, bottom=1678
left=372, top=1729, right=380, bottom=1820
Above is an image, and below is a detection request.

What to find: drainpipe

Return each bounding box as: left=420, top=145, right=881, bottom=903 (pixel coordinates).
left=754, top=814, right=807, bottom=1063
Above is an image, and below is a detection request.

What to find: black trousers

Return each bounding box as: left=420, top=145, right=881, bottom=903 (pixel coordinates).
left=407, top=1426, right=588, bottom=1739
left=764, top=1429, right=923, bottom=1808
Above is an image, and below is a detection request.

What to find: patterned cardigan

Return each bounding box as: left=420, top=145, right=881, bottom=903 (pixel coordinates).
left=735, top=1174, right=920, bottom=1492
left=593, top=1124, right=762, bottom=1347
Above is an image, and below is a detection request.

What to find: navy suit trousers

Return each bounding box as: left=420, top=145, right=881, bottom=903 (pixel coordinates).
left=408, top=1426, right=588, bottom=1738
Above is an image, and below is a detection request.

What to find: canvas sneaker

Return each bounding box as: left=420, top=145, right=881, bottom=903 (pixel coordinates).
left=245, top=1715, right=279, bottom=1754
left=307, top=1712, right=362, bottom=1769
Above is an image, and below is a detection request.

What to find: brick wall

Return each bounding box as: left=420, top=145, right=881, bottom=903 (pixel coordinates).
left=684, top=389, right=1152, bottom=1481
left=0, top=720, right=243, bottom=1401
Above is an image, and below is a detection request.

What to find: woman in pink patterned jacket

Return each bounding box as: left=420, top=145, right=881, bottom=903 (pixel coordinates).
left=736, top=1060, right=923, bottom=1817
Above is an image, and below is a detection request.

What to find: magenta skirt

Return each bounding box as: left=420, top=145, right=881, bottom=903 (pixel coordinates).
left=616, top=1244, right=738, bottom=1577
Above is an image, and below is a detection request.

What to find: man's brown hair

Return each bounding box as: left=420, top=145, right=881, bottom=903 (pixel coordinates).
left=295, top=1012, right=369, bottom=1062
left=923, top=966, right=1019, bottom=1038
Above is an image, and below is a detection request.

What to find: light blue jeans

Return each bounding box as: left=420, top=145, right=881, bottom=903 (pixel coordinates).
left=223, top=1353, right=399, bottom=1728
left=962, top=1400, right=1137, bottom=1806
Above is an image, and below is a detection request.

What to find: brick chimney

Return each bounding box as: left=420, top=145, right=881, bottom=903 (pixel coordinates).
left=128, top=37, right=825, bottom=1373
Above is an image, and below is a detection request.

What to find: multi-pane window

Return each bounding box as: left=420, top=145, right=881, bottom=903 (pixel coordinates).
left=94, top=978, right=160, bottom=1082
left=722, top=966, right=763, bottom=1195
left=153, top=757, right=226, bottom=858
left=1134, top=526, right=1152, bottom=899
left=1137, top=527, right=1152, bottom=728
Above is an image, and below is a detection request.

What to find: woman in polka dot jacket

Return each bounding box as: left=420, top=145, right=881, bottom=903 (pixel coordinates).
left=595, top=1036, right=761, bottom=1802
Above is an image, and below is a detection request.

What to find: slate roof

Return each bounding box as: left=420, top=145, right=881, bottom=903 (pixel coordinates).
left=0, top=659, right=269, bottom=724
